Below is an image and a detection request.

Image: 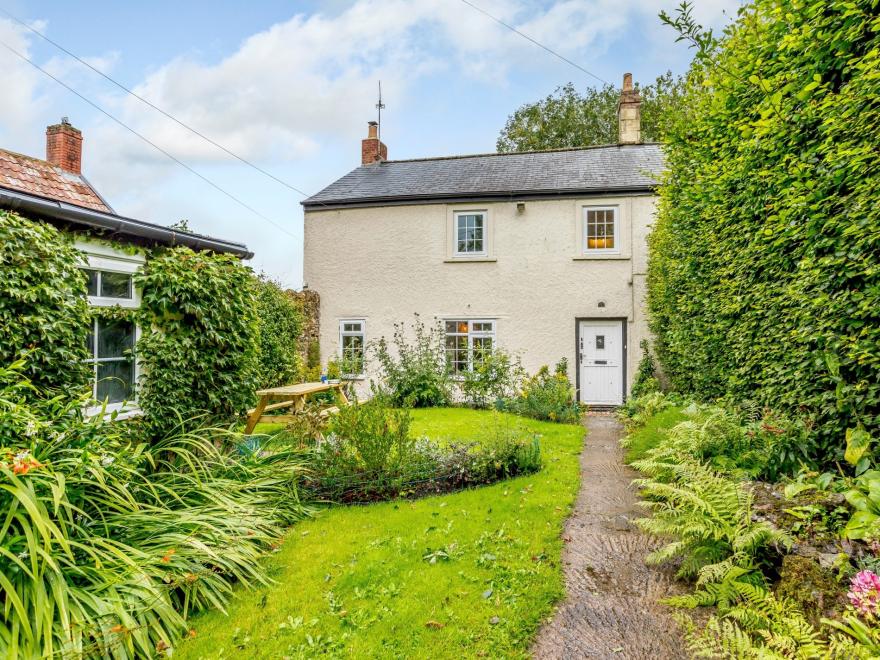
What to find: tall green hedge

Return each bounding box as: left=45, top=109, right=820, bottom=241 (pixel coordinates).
left=0, top=211, right=91, bottom=393
left=135, top=247, right=259, bottom=436
left=649, top=0, right=880, bottom=461
left=253, top=276, right=302, bottom=389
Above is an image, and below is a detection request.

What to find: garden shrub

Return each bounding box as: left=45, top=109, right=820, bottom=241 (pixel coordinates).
left=0, top=362, right=311, bottom=658
left=373, top=315, right=451, bottom=407
left=619, top=390, right=676, bottom=432
left=630, top=340, right=659, bottom=399
left=135, top=247, right=260, bottom=437
left=307, top=398, right=543, bottom=502
left=460, top=348, right=524, bottom=409
left=0, top=211, right=91, bottom=395
left=649, top=0, right=880, bottom=463
left=438, top=432, right=542, bottom=488
left=329, top=396, right=415, bottom=474
left=253, top=276, right=302, bottom=389
left=624, top=392, right=816, bottom=481
left=505, top=358, right=582, bottom=423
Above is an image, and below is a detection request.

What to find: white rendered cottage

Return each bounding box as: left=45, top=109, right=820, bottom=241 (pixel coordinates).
left=303, top=75, right=660, bottom=406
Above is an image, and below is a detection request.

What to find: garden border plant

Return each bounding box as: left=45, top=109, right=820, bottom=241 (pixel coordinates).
left=622, top=389, right=880, bottom=657
left=0, top=362, right=313, bottom=659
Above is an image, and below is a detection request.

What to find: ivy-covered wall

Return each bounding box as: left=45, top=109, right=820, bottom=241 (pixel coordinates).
left=0, top=210, right=281, bottom=437
left=135, top=247, right=259, bottom=437
left=0, top=210, right=91, bottom=394
left=648, top=0, right=880, bottom=461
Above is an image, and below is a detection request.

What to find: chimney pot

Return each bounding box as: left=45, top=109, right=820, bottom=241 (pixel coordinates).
left=617, top=73, right=642, bottom=145
left=46, top=118, right=83, bottom=174
left=361, top=121, right=387, bottom=165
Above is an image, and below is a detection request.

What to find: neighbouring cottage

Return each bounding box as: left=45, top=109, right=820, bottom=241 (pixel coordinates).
left=303, top=75, right=660, bottom=406
left=0, top=118, right=251, bottom=416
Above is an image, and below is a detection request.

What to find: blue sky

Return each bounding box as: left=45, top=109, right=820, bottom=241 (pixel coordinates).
left=0, top=0, right=740, bottom=287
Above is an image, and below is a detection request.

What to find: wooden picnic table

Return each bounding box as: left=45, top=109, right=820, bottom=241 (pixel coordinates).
left=244, top=381, right=349, bottom=435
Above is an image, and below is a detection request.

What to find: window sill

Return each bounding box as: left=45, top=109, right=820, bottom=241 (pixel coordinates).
left=85, top=404, right=142, bottom=421
left=88, top=296, right=141, bottom=309
left=444, top=257, right=497, bottom=263
left=572, top=254, right=630, bottom=261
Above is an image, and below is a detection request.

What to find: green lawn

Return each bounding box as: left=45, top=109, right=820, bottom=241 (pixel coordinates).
left=178, top=408, right=584, bottom=659
left=623, top=406, right=686, bottom=463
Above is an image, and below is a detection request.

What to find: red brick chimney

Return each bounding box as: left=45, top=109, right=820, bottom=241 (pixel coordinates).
left=361, top=121, right=387, bottom=165
left=46, top=117, right=83, bottom=174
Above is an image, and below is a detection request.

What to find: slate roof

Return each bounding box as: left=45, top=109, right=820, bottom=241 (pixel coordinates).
left=303, top=143, right=664, bottom=208
left=0, top=148, right=112, bottom=213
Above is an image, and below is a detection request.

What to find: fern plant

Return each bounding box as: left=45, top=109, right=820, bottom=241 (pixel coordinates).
left=682, top=587, right=874, bottom=659
left=633, top=459, right=789, bottom=580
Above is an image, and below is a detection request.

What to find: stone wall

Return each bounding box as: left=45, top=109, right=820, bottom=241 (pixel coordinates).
left=290, top=288, right=320, bottom=368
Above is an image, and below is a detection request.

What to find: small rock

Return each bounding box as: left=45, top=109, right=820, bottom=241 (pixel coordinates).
left=825, top=493, right=846, bottom=507
left=610, top=514, right=631, bottom=531
left=489, top=616, right=500, bottom=625
left=815, top=552, right=841, bottom=570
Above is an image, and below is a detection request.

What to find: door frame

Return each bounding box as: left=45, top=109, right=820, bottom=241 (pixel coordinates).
left=575, top=318, right=627, bottom=405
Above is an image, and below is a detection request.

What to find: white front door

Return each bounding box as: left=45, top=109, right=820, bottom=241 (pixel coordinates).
left=579, top=321, right=624, bottom=406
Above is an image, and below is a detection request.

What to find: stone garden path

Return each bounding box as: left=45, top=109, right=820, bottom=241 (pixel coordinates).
left=532, top=414, right=688, bottom=659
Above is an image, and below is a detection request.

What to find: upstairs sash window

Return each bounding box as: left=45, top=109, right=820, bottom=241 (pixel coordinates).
left=583, top=207, right=618, bottom=253
left=454, top=212, right=487, bottom=256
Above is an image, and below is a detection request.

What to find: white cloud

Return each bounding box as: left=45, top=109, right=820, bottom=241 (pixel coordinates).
left=92, top=0, right=714, bottom=169
left=0, top=18, right=50, bottom=138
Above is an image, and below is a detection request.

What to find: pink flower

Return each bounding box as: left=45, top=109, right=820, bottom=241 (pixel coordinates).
left=848, top=570, right=880, bottom=618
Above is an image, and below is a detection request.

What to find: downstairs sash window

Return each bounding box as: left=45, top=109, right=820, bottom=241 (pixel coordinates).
left=444, top=320, right=495, bottom=374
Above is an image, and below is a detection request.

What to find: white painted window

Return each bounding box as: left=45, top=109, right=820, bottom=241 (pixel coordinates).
left=77, top=242, right=143, bottom=415
left=454, top=211, right=487, bottom=256
left=85, top=316, right=136, bottom=408
left=339, top=319, right=366, bottom=376
left=583, top=206, right=619, bottom=254
left=444, top=320, right=495, bottom=374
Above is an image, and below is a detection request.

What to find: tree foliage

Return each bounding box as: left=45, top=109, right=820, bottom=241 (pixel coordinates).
left=496, top=71, right=688, bottom=152
left=648, top=0, right=880, bottom=461
left=0, top=211, right=91, bottom=394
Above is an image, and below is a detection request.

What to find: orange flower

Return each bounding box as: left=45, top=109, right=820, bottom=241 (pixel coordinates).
left=188, top=629, right=197, bottom=638
left=161, top=549, right=176, bottom=563
left=10, top=451, right=43, bottom=476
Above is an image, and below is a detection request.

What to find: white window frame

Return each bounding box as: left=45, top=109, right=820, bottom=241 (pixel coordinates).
left=453, top=211, right=488, bottom=257
left=582, top=205, right=620, bottom=255
left=444, top=319, right=496, bottom=375
left=338, top=319, right=366, bottom=378
left=76, top=242, right=144, bottom=418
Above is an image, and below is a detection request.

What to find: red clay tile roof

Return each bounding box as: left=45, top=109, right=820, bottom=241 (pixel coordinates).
left=0, top=148, right=112, bottom=213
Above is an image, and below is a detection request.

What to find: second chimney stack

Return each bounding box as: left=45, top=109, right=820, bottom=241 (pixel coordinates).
left=361, top=121, right=387, bottom=165
left=617, top=73, right=642, bottom=145
left=46, top=117, right=83, bottom=174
